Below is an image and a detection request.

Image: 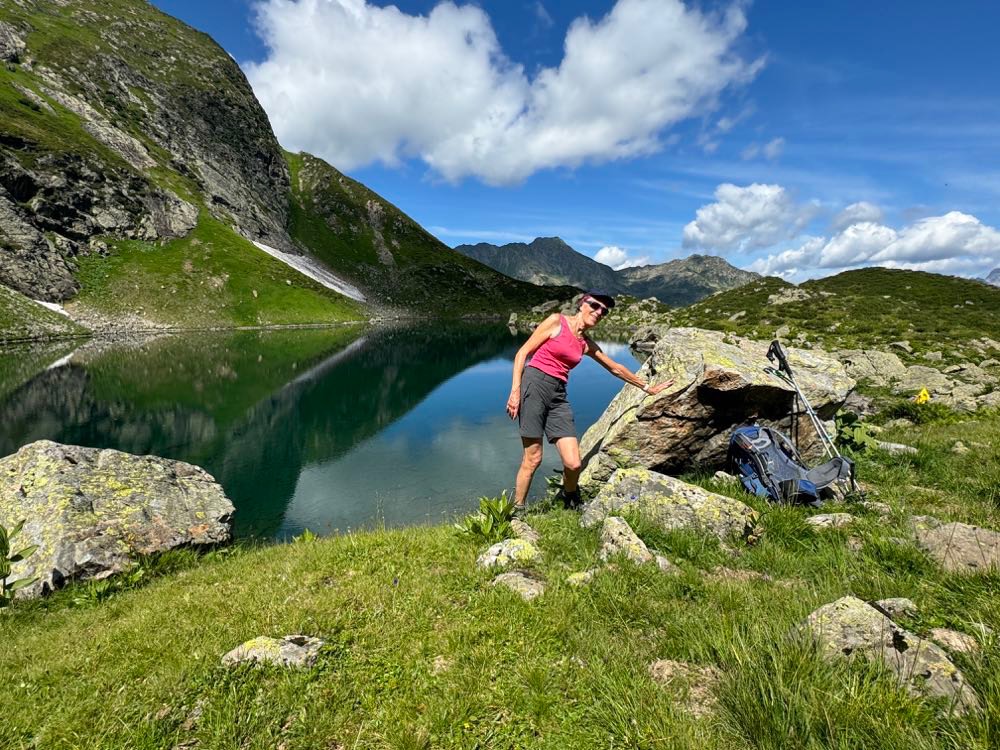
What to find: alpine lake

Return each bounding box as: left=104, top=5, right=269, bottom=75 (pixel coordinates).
left=0, top=325, right=639, bottom=540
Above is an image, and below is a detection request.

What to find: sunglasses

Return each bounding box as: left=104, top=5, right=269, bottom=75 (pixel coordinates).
left=586, top=299, right=610, bottom=317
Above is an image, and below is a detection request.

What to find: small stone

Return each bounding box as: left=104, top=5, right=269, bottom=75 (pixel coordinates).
left=567, top=569, right=598, bottom=587
left=510, top=518, right=540, bottom=544
left=476, top=538, right=541, bottom=570
left=915, top=522, right=1000, bottom=574
left=705, top=566, right=773, bottom=584
left=806, top=513, right=855, bottom=529
left=889, top=340, right=913, bottom=354
left=872, top=597, right=917, bottom=621
left=876, top=440, right=918, bottom=455
left=430, top=655, right=452, bottom=675
left=654, top=554, right=680, bottom=575
left=951, top=441, right=970, bottom=455
left=860, top=500, right=891, bottom=516
left=599, top=516, right=653, bottom=565
left=221, top=635, right=325, bottom=668
left=648, top=660, right=722, bottom=718
left=712, top=470, right=740, bottom=484
left=929, top=628, right=978, bottom=654
left=923, top=351, right=943, bottom=361
left=492, top=571, right=545, bottom=601
left=846, top=536, right=864, bottom=552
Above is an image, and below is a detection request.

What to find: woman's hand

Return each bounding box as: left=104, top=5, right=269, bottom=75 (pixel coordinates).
left=645, top=379, right=674, bottom=396
left=506, top=391, right=520, bottom=420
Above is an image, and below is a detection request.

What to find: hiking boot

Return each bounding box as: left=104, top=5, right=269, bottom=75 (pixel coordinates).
left=558, top=488, right=583, bottom=510
left=512, top=503, right=528, bottom=519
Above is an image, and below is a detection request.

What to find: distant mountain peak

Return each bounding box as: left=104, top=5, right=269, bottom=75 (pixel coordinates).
left=986, top=267, right=1000, bottom=286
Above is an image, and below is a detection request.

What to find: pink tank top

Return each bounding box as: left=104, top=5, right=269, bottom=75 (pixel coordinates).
left=528, top=315, right=587, bottom=382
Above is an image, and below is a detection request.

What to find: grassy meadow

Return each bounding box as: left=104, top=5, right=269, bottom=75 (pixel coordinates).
left=2, top=409, right=998, bottom=750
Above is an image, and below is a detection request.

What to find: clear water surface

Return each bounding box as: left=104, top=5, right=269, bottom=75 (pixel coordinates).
left=0, top=325, right=638, bottom=539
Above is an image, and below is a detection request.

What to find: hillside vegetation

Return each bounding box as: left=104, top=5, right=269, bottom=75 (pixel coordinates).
left=2, top=410, right=998, bottom=749
left=0, top=283, right=85, bottom=342
left=670, top=268, right=1000, bottom=364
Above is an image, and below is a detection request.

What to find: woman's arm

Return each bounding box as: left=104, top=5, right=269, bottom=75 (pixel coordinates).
left=586, top=339, right=673, bottom=395
left=506, top=314, right=560, bottom=419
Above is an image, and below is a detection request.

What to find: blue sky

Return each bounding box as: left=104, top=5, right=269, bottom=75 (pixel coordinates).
left=150, top=0, right=1000, bottom=280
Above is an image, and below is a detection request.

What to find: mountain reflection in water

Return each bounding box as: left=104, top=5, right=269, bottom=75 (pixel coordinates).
left=0, top=326, right=637, bottom=538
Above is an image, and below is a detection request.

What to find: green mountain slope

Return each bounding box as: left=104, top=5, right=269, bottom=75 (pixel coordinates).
left=671, top=268, right=1000, bottom=363
left=0, top=282, right=85, bottom=342
left=454, top=238, right=758, bottom=306
left=288, top=154, right=573, bottom=313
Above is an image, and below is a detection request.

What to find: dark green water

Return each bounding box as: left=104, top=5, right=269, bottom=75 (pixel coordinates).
left=0, top=325, right=638, bottom=539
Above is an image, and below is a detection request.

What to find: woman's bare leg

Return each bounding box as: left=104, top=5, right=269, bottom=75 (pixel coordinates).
left=554, top=436, right=582, bottom=493
left=515, top=438, right=543, bottom=507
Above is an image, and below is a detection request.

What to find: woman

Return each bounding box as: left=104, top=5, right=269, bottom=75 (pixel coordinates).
left=506, top=291, right=673, bottom=513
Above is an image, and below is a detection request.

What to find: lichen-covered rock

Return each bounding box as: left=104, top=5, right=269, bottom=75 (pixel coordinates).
left=915, top=522, right=1000, bottom=575
left=567, top=569, right=599, bottom=587
left=580, top=328, right=854, bottom=484
left=0, top=440, right=234, bottom=598
left=872, top=598, right=917, bottom=621
left=835, top=349, right=908, bottom=388
left=476, top=537, right=540, bottom=570
left=222, top=635, right=324, bottom=668
left=0, top=20, right=26, bottom=62
left=599, top=516, right=653, bottom=565
left=582, top=468, right=759, bottom=543
left=492, top=571, right=545, bottom=601
left=801, top=596, right=980, bottom=714
left=806, top=513, right=855, bottom=529
left=510, top=518, right=540, bottom=544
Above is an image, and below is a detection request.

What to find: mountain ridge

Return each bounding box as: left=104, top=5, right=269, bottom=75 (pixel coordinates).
left=454, top=238, right=759, bottom=306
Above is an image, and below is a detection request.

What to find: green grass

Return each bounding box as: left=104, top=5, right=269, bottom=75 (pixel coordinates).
left=0, top=283, right=86, bottom=342
left=670, top=269, right=1000, bottom=365
left=72, top=213, right=365, bottom=327
left=2, top=413, right=998, bottom=749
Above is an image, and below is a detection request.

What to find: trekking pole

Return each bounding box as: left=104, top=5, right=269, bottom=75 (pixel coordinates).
left=765, top=341, right=840, bottom=460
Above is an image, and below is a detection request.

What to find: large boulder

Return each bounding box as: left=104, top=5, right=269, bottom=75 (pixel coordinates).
left=835, top=349, right=908, bottom=388
left=581, top=468, right=760, bottom=543
left=802, top=596, right=980, bottom=714
left=0, top=440, right=234, bottom=597
left=581, top=328, right=854, bottom=485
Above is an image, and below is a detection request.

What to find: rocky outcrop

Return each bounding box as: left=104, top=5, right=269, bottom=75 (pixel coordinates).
left=581, top=328, right=854, bottom=484
left=581, top=468, right=760, bottom=543
left=476, top=537, right=540, bottom=570
left=222, top=635, right=325, bottom=668
left=0, top=440, right=234, bottom=597
left=801, top=596, right=980, bottom=714
left=0, top=0, right=292, bottom=301
left=915, top=522, right=1000, bottom=575
left=598, top=516, right=655, bottom=565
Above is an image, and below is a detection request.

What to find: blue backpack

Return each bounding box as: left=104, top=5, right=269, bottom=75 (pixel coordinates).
left=727, top=425, right=854, bottom=506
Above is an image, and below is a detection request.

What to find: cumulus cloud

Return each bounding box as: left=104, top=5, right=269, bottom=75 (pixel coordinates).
left=594, top=245, right=651, bottom=269
left=750, top=211, right=1000, bottom=279
left=830, top=201, right=883, bottom=232
left=681, top=183, right=817, bottom=252
left=245, top=0, right=760, bottom=184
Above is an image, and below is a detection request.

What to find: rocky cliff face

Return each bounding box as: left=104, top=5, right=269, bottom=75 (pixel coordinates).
left=454, top=238, right=759, bottom=306
left=0, top=0, right=291, bottom=302
left=986, top=268, right=1000, bottom=287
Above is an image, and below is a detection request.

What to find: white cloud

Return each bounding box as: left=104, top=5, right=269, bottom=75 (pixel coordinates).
left=594, top=245, right=651, bottom=269
left=682, top=183, right=817, bottom=252
left=751, top=211, right=1000, bottom=279
left=246, top=0, right=760, bottom=184
left=831, top=201, right=883, bottom=232
left=762, top=136, right=785, bottom=159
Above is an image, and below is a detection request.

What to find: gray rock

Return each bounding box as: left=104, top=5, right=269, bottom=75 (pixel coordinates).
left=599, top=516, right=653, bottom=565
left=876, top=440, right=917, bottom=455
left=951, top=441, right=970, bottom=455
left=835, top=349, right=907, bottom=387
left=0, top=20, right=26, bottom=62
left=222, top=635, right=324, bottom=668
left=476, top=537, right=540, bottom=570
left=860, top=501, right=892, bottom=516
left=712, top=470, right=740, bottom=484
left=492, top=571, right=545, bottom=601
left=801, top=596, right=980, bottom=714
left=581, top=329, right=853, bottom=486
left=648, top=660, right=722, bottom=718
left=507, top=313, right=518, bottom=326
left=806, top=513, right=855, bottom=529
left=654, top=554, right=680, bottom=575
left=923, top=351, right=943, bottom=362
left=582, top=468, right=760, bottom=543
left=0, top=440, right=234, bottom=598
left=929, top=628, right=978, bottom=654
left=872, top=597, right=917, bottom=621
left=915, top=522, right=1000, bottom=575
left=510, top=518, right=540, bottom=544
left=889, top=341, right=913, bottom=354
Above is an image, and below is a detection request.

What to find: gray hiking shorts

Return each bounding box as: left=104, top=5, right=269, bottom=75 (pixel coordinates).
left=518, top=366, right=576, bottom=443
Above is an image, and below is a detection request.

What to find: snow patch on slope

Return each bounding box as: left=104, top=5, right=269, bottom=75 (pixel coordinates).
left=253, top=241, right=366, bottom=302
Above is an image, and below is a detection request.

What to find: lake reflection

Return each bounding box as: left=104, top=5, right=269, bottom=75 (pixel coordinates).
left=0, top=326, right=638, bottom=539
